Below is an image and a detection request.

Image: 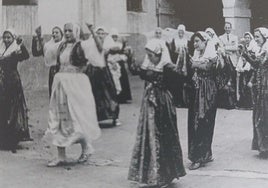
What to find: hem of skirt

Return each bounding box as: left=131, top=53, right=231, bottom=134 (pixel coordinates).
left=128, top=173, right=186, bottom=187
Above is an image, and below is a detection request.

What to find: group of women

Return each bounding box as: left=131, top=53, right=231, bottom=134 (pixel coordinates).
left=0, top=23, right=133, bottom=164
left=0, top=20, right=268, bottom=187
left=127, top=25, right=268, bottom=187
left=32, top=23, right=134, bottom=166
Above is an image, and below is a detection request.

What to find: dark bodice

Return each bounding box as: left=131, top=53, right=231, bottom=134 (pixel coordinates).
left=0, top=44, right=29, bottom=71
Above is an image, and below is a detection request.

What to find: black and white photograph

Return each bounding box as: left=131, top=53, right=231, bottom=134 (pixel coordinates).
left=1, top=0, right=268, bottom=187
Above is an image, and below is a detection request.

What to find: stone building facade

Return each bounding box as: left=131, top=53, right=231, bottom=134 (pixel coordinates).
left=0, top=0, right=266, bottom=37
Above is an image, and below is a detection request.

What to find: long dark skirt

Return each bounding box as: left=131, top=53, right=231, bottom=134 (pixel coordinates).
left=188, top=78, right=217, bottom=163
left=251, top=68, right=268, bottom=153
left=128, top=86, right=186, bottom=187
left=237, top=71, right=253, bottom=109
left=117, top=61, right=132, bottom=103
left=85, top=65, right=119, bottom=121
left=188, top=106, right=217, bottom=163
left=0, top=69, right=30, bottom=150
left=216, top=56, right=236, bottom=109
left=168, top=75, right=189, bottom=108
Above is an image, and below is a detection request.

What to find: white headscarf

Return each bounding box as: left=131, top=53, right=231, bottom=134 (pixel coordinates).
left=103, top=28, right=123, bottom=50
left=174, top=24, right=188, bottom=50
left=244, top=32, right=259, bottom=53
left=141, top=38, right=171, bottom=72
left=63, top=23, right=81, bottom=42
left=177, top=24, right=186, bottom=33
left=0, top=28, right=21, bottom=57
left=110, top=28, right=119, bottom=36
left=95, top=26, right=108, bottom=34
left=192, top=31, right=217, bottom=61
left=254, top=27, right=268, bottom=56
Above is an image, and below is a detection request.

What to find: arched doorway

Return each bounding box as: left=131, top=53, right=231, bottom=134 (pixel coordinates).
left=173, top=0, right=225, bottom=34
left=251, top=0, right=268, bottom=29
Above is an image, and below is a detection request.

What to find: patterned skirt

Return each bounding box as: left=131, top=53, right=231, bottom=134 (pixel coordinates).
left=128, top=86, right=186, bottom=186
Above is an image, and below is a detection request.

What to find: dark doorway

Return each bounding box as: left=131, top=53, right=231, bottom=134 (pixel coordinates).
left=173, top=0, right=225, bottom=34
left=251, top=0, right=268, bottom=29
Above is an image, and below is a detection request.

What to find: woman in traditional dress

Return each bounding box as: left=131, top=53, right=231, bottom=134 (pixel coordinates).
left=105, top=28, right=132, bottom=103
left=236, top=32, right=259, bottom=109
left=128, top=38, right=186, bottom=188
left=242, top=27, right=268, bottom=157
left=83, top=25, right=120, bottom=126
left=0, top=29, right=31, bottom=153
left=166, top=24, right=189, bottom=108
left=32, top=26, right=63, bottom=96
left=46, top=23, right=100, bottom=167
left=187, top=32, right=218, bottom=170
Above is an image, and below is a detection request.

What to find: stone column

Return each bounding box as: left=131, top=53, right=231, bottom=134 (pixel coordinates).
left=78, top=0, right=95, bottom=32
left=222, top=0, right=251, bottom=37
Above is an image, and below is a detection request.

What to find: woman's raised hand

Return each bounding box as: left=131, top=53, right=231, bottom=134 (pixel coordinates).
left=86, top=23, right=94, bottom=32
left=35, top=26, right=42, bottom=37
left=16, top=36, right=23, bottom=45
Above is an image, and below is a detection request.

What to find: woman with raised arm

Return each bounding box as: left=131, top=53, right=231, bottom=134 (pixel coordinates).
left=128, top=38, right=186, bottom=188
left=188, top=32, right=218, bottom=170
left=0, top=29, right=31, bottom=153
left=32, top=26, right=63, bottom=96
left=46, top=23, right=100, bottom=167
left=83, top=24, right=120, bottom=126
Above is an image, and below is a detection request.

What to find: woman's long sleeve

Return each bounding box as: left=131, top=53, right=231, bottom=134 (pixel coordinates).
left=32, top=36, right=44, bottom=57
left=242, top=52, right=259, bottom=69
left=0, top=44, right=29, bottom=66
left=139, top=69, right=160, bottom=82
left=17, top=44, right=30, bottom=61
left=191, top=58, right=216, bottom=71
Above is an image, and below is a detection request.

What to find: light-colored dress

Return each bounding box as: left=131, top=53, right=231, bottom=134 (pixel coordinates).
left=47, top=43, right=100, bottom=150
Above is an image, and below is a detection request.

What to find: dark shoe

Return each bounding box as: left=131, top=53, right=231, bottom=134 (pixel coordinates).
left=189, top=162, right=201, bottom=170
left=259, top=151, right=268, bottom=158
left=77, top=153, right=91, bottom=163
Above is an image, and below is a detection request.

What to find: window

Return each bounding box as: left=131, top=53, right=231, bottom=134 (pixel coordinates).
left=127, top=0, right=143, bottom=12
left=3, top=0, right=38, bottom=5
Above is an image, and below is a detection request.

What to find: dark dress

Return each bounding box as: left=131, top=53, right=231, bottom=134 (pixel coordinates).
left=216, top=55, right=236, bottom=109
left=0, top=44, right=31, bottom=150
left=85, top=64, right=119, bottom=121
left=166, top=39, right=190, bottom=108
left=188, top=58, right=218, bottom=163
left=244, top=50, right=268, bottom=153
left=237, top=69, right=253, bottom=109
left=128, top=64, right=186, bottom=187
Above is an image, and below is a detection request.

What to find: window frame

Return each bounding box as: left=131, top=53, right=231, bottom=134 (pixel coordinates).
left=127, top=0, right=143, bottom=12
